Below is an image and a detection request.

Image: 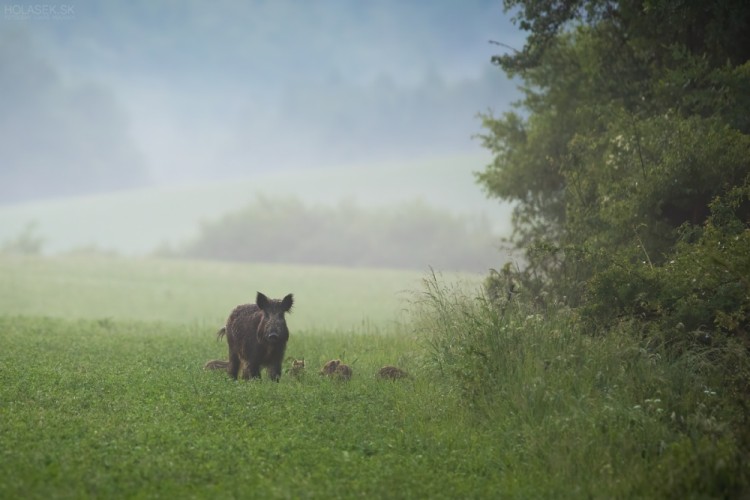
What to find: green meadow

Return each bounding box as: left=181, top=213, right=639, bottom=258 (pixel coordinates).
left=0, top=254, right=445, bottom=329
left=2, top=255, right=743, bottom=498
left=0, top=255, right=490, bottom=498
left=1, top=315, right=471, bottom=498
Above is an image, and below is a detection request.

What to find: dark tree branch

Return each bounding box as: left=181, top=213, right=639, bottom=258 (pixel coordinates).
left=488, top=39, right=521, bottom=54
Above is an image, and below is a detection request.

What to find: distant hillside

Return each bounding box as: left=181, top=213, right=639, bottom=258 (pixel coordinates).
left=3, top=3, right=523, bottom=201
left=0, top=156, right=512, bottom=268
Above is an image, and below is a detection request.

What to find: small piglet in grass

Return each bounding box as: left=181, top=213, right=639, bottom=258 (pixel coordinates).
left=376, top=365, right=409, bottom=380
left=320, top=359, right=353, bottom=380
left=204, top=292, right=294, bottom=381
left=287, top=358, right=306, bottom=377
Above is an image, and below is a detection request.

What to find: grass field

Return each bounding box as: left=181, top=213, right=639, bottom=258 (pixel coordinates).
left=0, top=255, right=496, bottom=498
left=0, top=254, right=452, bottom=330
left=4, top=255, right=741, bottom=497
left=1, top=316, right=485, bottom=499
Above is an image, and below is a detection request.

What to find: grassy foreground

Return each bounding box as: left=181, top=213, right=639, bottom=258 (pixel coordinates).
left=2, top=316, right=492, bottom=499
left=0, top=255, right=495, bottom=498
left=3, top=255, right=744, bottom=497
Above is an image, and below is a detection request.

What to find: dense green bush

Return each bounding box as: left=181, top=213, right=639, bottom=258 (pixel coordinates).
left=477, top=0, right=750, bottom=309
left=584, top=182, right=750, bottom=340
left=171, top=196, right=501, bottom=272
left=414, top=274, right=749, bottom=497
left=444, top=1, right=750, bottom=494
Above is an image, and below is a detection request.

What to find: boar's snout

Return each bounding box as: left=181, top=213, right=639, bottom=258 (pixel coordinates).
left=267, top=331, right=282, bottom=343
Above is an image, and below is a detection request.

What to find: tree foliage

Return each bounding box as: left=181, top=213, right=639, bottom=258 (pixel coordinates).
left=480, top=0, right=750, bottom=328
left=169, top=196, right=501, bottom=272
left=479, top=4, right=750, bottom=488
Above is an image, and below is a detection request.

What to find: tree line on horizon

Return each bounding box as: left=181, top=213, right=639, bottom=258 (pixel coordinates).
left=159, top=196, right=505, bottom=273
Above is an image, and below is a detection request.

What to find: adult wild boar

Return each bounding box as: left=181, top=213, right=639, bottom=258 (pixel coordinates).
left=212, top=292, right=294, bottom=381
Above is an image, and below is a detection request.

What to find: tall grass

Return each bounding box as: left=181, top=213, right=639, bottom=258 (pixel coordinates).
left=412, top=273, right=749, bottom=497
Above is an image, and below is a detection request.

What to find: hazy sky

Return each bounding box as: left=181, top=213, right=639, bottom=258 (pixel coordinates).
left=1, top=1, right=526, bottom=201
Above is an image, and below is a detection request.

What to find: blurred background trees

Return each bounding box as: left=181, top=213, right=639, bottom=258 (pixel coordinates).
left=169, top=197, right=499, bottom=272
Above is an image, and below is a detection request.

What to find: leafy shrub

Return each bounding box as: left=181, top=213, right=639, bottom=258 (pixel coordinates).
left=584, top=182, right=750, bottom=345
left=414, top=273, right=750, bottom=497
left=175, top=196, right=501, bottom=272
left=465, top=1, right=750, bottom=494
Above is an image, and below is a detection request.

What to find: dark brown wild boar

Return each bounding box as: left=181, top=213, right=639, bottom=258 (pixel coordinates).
left=206, top=292, right=294, bottom=381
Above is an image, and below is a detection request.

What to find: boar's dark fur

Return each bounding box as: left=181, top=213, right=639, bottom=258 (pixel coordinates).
left=209, top=292, right=294, bottom=381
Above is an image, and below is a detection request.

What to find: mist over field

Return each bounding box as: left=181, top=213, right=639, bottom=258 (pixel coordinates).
left=4, top=2, right=749, bottom=496
left=0, top=1, right=522, bottom=269
left=1, top=1, right=523, bottom=194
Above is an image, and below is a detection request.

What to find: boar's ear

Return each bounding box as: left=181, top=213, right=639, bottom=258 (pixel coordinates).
left=256, top=292, right=269, bottom=311
left=282, top=293, right=294, bottom=312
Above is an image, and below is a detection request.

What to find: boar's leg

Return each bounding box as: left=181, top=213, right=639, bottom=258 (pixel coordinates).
left=227, top=351, right=241, bottom=380
left=267, top=362, right=282, bottom=382
left=243, top=362, right=261, bottom=380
